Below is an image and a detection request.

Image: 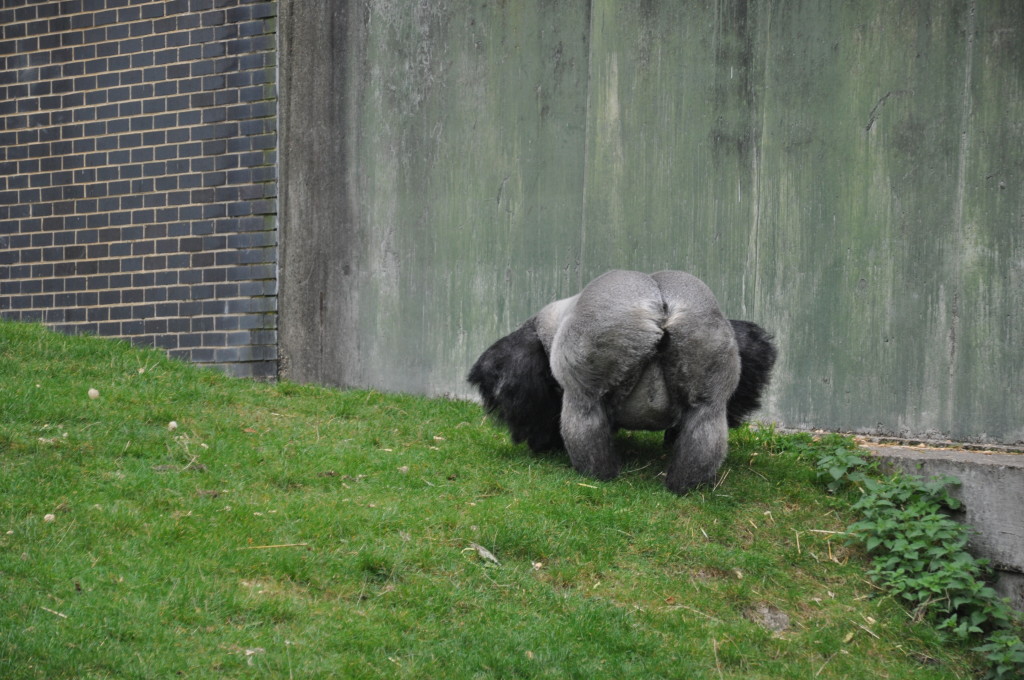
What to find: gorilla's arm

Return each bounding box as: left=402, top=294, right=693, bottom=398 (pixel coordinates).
left=727, top=320, right=777, bottom=428
left=466, top=317, right=564, bottom=452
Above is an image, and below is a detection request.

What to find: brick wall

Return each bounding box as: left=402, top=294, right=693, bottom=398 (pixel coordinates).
left=0, top=0, right=278, bottom=379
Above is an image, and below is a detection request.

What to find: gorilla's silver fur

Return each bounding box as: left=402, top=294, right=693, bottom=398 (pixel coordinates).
left=468, top=270, right=776, bottom=494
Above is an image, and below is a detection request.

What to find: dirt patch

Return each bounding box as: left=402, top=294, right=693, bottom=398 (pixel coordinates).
left=744, top=602, right=791, bottom=635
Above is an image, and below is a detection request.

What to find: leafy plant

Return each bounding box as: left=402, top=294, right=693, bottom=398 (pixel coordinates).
left=811, top=438, right=1024, bottom=679
left=812, top=443, right=877, bottom=493
left=975, top=630, right=1024, bottom=680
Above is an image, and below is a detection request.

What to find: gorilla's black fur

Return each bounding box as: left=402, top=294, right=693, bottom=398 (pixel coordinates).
left=467, top=317, right=565, bottom=453
left=726, top=320, right=778, bottom=429
left=468, top=270, right=777, bottom=494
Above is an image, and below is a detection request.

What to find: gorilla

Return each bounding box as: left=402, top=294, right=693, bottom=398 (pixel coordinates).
left=468, top=270, right=777, bottom=495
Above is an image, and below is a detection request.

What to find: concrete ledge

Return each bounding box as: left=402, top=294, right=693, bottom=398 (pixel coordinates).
left=865, top=445, right=1024, bottom=611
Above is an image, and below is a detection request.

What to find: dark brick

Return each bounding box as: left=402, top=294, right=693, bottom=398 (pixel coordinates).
left=2, top=0, right=277, bottom=377
left=120, top=320, right=144, bottom=335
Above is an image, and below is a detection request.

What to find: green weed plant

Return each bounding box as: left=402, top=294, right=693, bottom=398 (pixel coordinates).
left=812, top=442, right=1024, bottom=679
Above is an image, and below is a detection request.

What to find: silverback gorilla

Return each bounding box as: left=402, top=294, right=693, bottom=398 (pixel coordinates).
left=468, top=270, right=777, bottom=495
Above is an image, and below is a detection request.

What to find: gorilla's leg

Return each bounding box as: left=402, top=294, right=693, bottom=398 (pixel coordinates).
left=664, top=404, right=731, bottom=493
left=551, top=270, right=665, bottom=482
left=560, top=391, right=619, bottom=480
left=652, top=271, right=741, bottom=494
left=664, top=425, right=680, bottom=449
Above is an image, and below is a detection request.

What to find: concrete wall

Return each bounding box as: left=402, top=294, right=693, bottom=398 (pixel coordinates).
left=0, top=0, right=278, bottom=378
left=279, top=1, right=1024, bottom=446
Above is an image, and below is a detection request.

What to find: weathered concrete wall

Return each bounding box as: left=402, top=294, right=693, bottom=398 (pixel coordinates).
left=279, top=1, right=1024, bottom=446
left=279, top=0, right=591, bottom=392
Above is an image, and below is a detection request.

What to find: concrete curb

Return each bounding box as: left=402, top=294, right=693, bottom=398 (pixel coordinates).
left=865, top=445, right=1024, bottom=611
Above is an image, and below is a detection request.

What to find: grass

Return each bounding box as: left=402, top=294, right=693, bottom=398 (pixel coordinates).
left=0, top=320, right=982, bottom=679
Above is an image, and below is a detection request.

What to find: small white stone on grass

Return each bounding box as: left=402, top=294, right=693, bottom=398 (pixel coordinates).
left=168, top=421, right=178, bottom=431
left=88, top=388, right=99, bottom=400
left=43, top=514, right=56, bottom=523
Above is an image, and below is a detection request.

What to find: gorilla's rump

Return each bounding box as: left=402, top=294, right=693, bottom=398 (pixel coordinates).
left=549, top=270, right=739, bottom=433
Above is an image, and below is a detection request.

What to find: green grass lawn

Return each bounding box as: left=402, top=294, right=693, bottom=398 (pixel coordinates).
left=0, top=320, right=979, bottom=678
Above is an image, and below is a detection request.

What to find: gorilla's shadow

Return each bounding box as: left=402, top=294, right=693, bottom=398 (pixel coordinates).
left=492, top=428, right=674, bottom=488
